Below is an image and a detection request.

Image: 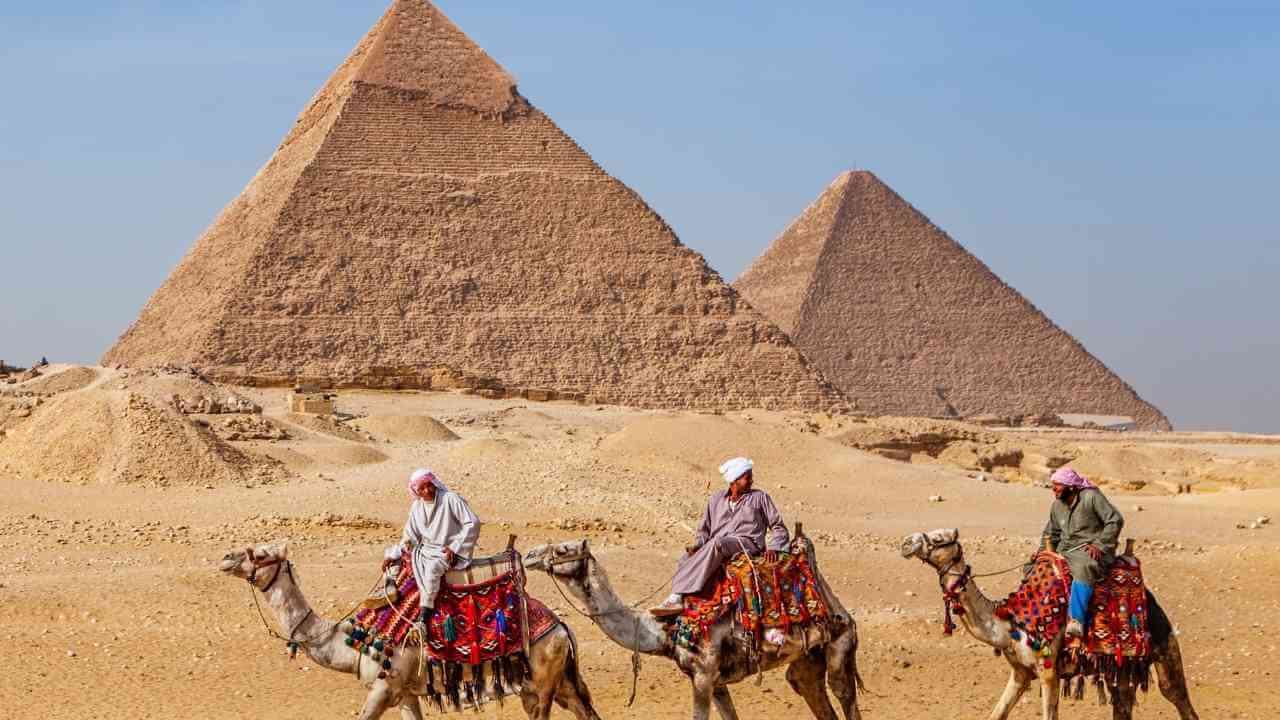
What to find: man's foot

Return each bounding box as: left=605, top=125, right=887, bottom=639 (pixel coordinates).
left=1065, top=619, right=1085, bottom=638
left=649, top=595, right=683, bottom=619
left=411, top=607, right=433, bottom=642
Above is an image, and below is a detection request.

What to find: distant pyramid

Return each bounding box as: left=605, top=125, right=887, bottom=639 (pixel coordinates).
left=103, top=0, right=843, bottom=411
left=735, top=171, right=1169, bottom=429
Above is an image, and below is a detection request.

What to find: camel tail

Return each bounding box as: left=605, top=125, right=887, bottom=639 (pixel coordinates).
left=1145, top=590, right=1173, bottom=647
left=563, top=626, right=601, bottom=720
left=852, top=654, right=867, bottom=694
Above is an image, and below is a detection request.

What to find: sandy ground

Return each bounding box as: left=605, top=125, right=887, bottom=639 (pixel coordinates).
left=2, top=369, right=1278, bottom=719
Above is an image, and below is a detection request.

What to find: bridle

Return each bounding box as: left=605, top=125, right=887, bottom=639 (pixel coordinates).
left=241, top=547, right=314, bottom=658
left=915, top=535, right=971, bottom=636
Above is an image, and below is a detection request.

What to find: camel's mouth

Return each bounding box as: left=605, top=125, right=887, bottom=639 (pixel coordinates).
left=218, top=553, right=245, bottom=573
left=523, top=545, right=551, bottom=572
left=900, top=533, right=926, bottom=559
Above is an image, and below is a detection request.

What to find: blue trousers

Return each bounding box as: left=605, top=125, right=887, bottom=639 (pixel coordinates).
left=1069, top=580, right=1094, bottom=623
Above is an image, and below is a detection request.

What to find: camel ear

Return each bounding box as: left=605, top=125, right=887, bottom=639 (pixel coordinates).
left=276, top=539, right=291, bottom=560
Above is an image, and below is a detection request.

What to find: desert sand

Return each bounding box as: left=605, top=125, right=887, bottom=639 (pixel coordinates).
left=2, top=364, right=1278, bottom=718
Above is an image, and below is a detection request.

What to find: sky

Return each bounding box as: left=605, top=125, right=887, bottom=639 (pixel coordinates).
left=1, top=1, right=1276, bottom=432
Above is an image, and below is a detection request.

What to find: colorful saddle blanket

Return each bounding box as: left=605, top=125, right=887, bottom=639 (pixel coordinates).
left=996, top=553, right=1152, bottom=666
left=673, top=550, right=830, bottom=649
left=345, top=551, right=559, bottom=666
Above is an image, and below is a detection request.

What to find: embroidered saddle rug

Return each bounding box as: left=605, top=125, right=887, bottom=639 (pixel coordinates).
left=672, top=550, right=830, bottom=650
left=995, top=552, right=1153, bottom=695
left=342, top=549, right=559, bottom=709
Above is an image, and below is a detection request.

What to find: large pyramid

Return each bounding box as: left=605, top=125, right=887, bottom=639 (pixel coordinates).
left=103, top=0, right=844, bottom=411
left=735, top=171, right=1170, bottom=429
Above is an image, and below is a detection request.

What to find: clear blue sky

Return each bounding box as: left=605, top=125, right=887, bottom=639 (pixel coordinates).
left=1, top=2, right=1276, bottom=432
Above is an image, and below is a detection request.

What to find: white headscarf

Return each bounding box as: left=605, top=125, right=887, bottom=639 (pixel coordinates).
left=407, top=468, right=448, bottom=496
left=719, top=457, right=753, bottom=484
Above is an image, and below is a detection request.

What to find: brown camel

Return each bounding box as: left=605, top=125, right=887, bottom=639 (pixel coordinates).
left=524, top=529, right=862, bottom=720
left=901, top=528, right=1199, bottom=720
left=219, top=540, right=601, bottom=719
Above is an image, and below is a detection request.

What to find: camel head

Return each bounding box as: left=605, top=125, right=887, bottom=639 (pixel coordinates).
left=523, top=538, right=591, bottom=580
left=218, top=540, right=290, bottom=589
left=900, top=528, right=962, bottom=571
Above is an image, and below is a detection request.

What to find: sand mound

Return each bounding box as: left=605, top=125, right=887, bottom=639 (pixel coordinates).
left=17, top=366, right=99, bottom=395
left=593, top=415, right=877, bottom=487
left=449, top=438, right=527, bottom=463
left=0, top=388, right=284, bottom=486
left=354, top=415, right=459, bottom=443
left=283, top=413, right=369, bottom=442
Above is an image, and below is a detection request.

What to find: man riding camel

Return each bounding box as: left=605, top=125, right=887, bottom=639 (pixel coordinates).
left=383, top=469, right=481, bottom=626
left=650, top=456, right=789, bottom=618
left=1040, top=466, right=1124, bottom=637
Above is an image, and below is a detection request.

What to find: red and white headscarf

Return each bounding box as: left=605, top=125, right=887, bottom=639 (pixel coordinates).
left=1050, top=467, right=1096, bottom=490
left=407, top=468, right=447, bottom=497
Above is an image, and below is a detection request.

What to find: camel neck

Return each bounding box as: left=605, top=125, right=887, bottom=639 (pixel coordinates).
left=263, top=567, right=358, bottom=673
left=566, top=558, right=668, bottom=656
left=948, top=566, right=1004, bottom=648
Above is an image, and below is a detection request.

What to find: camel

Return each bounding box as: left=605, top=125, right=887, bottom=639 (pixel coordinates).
left=218, top=540, right=601, bottom=720
left=900, top=528, right=1199, bottom=720
left=523, top=528, right=863, bottom=720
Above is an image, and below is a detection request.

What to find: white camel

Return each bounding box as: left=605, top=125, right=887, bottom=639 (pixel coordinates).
left=524, top=529, right=862, bottom=720
left=901, top=528, right=1199, bottom=720
left=219, top=540, right=601, bottom=719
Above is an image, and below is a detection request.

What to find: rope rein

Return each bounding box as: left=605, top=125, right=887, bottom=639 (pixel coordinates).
left=542, top=554, right=670, bottom=708
left=243, top=553, right=383, bottom=667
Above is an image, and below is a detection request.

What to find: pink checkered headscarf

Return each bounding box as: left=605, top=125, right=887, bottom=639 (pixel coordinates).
left=1050, top=467, right=1096, bottom=490
left=407, top=468, right=447, bottom=497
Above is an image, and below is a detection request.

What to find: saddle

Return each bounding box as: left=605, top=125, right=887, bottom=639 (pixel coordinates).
left=673, top=544, right=830, bottom=650
left=342, top=539, right=559, bottom=712
left=995, top=545, right=1153, bottom=696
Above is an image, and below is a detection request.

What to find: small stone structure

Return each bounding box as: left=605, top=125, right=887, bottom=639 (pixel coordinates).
left=288, top=385, right=336, bottom=415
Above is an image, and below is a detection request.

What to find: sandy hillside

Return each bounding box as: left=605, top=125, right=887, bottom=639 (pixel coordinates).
left=2, top=366, right=1278, bottom=719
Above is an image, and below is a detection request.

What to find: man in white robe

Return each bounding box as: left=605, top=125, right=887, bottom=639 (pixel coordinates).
left=383, top=468, right=481, bottom=622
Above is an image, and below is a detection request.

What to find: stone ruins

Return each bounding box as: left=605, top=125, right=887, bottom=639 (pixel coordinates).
left=734, top=171, right=1170, bottom=430
left=102, top=0, right=844, bottom=412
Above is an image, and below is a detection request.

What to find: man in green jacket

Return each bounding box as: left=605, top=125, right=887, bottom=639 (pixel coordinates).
left=1042, top=467, right=1125, bottom=637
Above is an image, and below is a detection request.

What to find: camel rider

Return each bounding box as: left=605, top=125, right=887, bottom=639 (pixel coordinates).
left=1041, top=467, right=1124, bottom=638
left=650, top=457, right=789, bottom=618
left=383, top=469, right=481, bottom=626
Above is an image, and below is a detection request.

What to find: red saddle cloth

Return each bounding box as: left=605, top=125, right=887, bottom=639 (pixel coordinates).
left=346, top=552, right=559, bottom=666
left=1082, top=556, right=1152, bottom=662
left=995, top=553, right=1152, bottom=668
left=673, top=550, right=830, bottom=649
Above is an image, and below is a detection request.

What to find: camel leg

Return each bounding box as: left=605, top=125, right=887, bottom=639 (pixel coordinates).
left=825, top=625, right=863, bottom=720
left=691, top=674, right=717, bottom=720
left=398, top=696, right=424, bottom=720
left=555, top=673, right=602, bottom=720
left=1154, top=636, right=1200, bottom=720
left=1109, top=681, right=1136, bottom=720
left=786, top=652, right=840, bottom=720
left=987, top=666, right=1032, bottom=720
left=356, top=681, right=395, bottom=720
left=1037, top=669, right=1060, bottom=720
left=711, top=686, right=740, bottom=720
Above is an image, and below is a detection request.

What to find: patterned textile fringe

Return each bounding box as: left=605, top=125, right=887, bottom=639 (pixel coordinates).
left=1060, top=653, right=1153, bottom=705
left=420, top=654, right=530, bottom=713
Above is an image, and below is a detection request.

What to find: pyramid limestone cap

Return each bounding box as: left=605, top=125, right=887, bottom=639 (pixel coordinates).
left=354, top=0, right=517, bottom=113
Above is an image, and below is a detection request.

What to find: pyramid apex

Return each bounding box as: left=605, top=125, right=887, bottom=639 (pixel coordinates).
left=353, top=0, right=518, bottom=113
